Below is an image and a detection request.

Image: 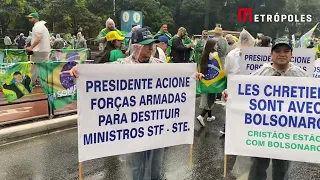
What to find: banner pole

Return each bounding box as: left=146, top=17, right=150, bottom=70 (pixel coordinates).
left=223, top=155, right=227, bottom=177
left=79, top=162, right=83, bottom=180
left=189, top=144, right=193, bottom=171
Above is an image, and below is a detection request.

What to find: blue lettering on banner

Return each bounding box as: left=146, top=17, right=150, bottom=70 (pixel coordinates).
left=139, top=92, right=186, bottom=106
left=131, top=108, right=180, bottom=123
left=246, top=64, right=263, bottom=70
left=84, top=75, right=193, bottom=147
left=238, top=84, right=320, bottom=99
left=291, top=56, right=311, bottom=64
left=314, top=66, right=320, bottom=78
left=244, top=113, right=320, bottom=129
left=172, top=122, right=190, bottom=133
left=238, top=83, right=320, bottom=130
left=91, top=96, right=136, bottom=111
left=237, top=84, right=260, bottom=96
left=148, top=124, right=165, bottom=136
left=83, top=127, right=145, bottom=145
left=85, top=77, right=191, bottom=93
left=98, top=113, right=128, bottom=126
left=155, top=77, right=190, bottom=89
left=244, top=55, right=271, bottom=62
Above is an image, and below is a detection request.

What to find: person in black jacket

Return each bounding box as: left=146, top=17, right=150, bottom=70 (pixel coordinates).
left=170, top=27, right=192, bottom=63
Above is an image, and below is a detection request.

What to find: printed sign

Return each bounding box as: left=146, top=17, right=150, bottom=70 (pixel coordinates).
left=77, top=63, right=196, bottom=162
left=225, top=75, right=320, bottom=163
left=313, top=59, right=320, bottom=78
left=240, top=47, right=316, bottom=76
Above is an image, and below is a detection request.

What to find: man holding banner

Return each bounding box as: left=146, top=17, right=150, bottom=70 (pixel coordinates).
left=70, top=28, right=203, bottom=180
left=223, top=38, right=307, bottom=180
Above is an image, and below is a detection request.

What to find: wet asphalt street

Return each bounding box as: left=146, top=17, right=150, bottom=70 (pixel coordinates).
left=0, top=97, right=320, bottom=180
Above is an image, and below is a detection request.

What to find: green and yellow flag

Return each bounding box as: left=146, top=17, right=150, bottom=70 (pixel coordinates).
left=6, top=49, right=28, bottom=63
left=0, top=50, right=5, bottom=63
left=37, top=61, right=79, bottom=110
left=0, top=62, right=33, bottom=102
left=50, top=48, right=88, bottom=62
left=196, top=52, right=227, bottom=94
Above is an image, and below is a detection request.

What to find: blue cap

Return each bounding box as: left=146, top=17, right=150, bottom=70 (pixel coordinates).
left=132, top=28, right=159, bottom=45
left=158, top=36, right=171, bottom=46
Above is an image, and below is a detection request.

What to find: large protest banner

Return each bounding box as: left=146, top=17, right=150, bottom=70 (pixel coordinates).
left=313, top=59, right=320, bottom=78
left=240, top=47, right=316, bottom=76
left=0, top=62, right=33, bottom=102
left=225, top=75, right=320, bottom=163
left=37, top=61, right=77, bottom=110
left=77, top=63, right=196, bottom=162
left=50, top=49, right=88, bottom=62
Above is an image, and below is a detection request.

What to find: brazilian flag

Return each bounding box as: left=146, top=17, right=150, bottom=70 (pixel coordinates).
left=50, top=48, right=88, bottom=62
left=6, top=49, right=28, bottom=63
left=0, top=62, right=33, bottom=102
left=196, top=52, right=227, bottom=94
left=37, top=61, right=79, bottom=110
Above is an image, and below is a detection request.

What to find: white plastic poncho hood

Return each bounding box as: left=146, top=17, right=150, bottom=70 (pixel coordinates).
left=115, top=43, right=162, bottom=64
left=106, top=18, right=115, bottom=27
left=236, top=29, right=255, bottom=48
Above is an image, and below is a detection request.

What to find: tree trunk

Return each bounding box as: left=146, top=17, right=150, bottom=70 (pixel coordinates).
left=204, top=0, right=210, bottom=30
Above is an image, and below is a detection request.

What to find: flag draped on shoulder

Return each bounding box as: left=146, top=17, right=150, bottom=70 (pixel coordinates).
left=197, top=52, right=227, bottom=94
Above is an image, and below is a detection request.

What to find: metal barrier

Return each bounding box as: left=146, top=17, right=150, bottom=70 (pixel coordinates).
left=0, top=48, right=91, bottom=125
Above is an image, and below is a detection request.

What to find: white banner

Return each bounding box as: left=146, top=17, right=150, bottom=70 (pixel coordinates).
left=77, top=63, right=196, bottom=162
left=240, top=47, right=316, bottom=76
left=225, top=75, right=320, bottom=163
left=313, top=59, right=320, bottom=78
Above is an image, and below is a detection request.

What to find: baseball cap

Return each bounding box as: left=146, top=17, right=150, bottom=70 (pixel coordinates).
left=106, top=31, right=125, bottom=41
left=132, top=28, right=159, bottom=45
left=158, top=36, right=171, bottom=46
left=272, top=38, right=292, bottom=51
left=26, top=12, right=40, bottom=19
left=178, top=27, right=188, bottom=36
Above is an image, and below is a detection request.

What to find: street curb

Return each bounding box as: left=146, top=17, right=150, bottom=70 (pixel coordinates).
left=0, top=115, right=77, bottom=144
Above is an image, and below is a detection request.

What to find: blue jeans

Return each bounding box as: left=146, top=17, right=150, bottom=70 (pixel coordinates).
left=127, top=148, right=165, bottom=180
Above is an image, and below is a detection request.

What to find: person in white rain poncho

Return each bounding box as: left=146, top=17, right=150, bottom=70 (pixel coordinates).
left=69, top=28, right=203, bottom=180
left=52, top=34, right=65, bottom=49
left=219, top=29, right=256, bottom=135
left=223, top=37, right=308, bottom=180
left=25, top=32, right=32, bottom=48
left=76, top=32, right=87, bottom=49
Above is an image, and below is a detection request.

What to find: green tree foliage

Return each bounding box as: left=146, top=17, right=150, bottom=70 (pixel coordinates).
left=1, top=0, right=319, bottom=37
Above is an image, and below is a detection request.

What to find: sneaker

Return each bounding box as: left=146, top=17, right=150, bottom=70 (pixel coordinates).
left=207, top=116, right=216, bottom=122
left=219, top=126, right=225, bottom=135
left=197, top=115, right=205, bottom=127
